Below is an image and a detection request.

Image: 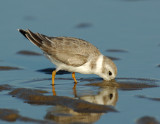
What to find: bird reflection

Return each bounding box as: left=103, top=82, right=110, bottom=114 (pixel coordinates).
left=80, top=84, right=118, bottom=106
left=52, top=82, right=77, bottom=96
left=48, top=80, right=118, bottom=123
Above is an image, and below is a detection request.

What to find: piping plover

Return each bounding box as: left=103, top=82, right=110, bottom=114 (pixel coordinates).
left=18, top=29, right=117, bottom=85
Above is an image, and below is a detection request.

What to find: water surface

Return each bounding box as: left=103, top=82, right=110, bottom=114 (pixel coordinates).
left=0, top=0, right=160, bottom=124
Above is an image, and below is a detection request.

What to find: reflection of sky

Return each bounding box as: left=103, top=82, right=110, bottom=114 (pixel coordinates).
left=0, top=0, right=160, bottom=123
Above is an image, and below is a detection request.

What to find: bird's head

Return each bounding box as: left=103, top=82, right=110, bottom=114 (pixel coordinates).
left=99, top=57, right=117, bottom=81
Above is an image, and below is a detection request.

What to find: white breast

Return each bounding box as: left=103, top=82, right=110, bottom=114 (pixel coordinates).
left=94, top=54, right=103, bottom=74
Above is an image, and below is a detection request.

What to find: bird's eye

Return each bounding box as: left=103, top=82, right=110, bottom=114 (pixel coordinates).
left=109, top=93, right=113, bottom=100
left=109, top=71, right=112, bottom=76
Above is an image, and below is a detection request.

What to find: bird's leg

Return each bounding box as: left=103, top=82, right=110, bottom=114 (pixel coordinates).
left=52, top=85, right=56, bottom=96
left=72, top=72, right=78, bottom=91
left=72, top=72, right=77, bottom=83
left=73, top=84, right=77, bottom=97
left=52, top=70, right=57, bottom=85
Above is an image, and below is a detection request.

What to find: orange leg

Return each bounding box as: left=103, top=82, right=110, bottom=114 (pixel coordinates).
left=52, top=70, right=56, bottom=86
left=72, top=72, right=77, bottom=83
left=72, top=72, right=78, bottom=90
left=52, top=85, right=56, bottom=96
left=73, top=84, right=77, bottom=97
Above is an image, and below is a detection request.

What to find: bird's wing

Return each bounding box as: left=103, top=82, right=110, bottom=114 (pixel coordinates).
left=18, top=29, right=100, bottom=67
left=43, top=37, right=95, bottom=67
left=46, top=50, right=88, bottom=66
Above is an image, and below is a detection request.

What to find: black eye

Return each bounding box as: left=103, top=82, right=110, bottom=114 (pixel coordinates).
left=109, top=71, right=112, bottom=76
left=109, top=93, right=113, bottom=100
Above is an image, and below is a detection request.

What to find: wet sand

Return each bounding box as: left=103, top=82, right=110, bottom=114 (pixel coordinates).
left=0, top=75, right=159, bottom=123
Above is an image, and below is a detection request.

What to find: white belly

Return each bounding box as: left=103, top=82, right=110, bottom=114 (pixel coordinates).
left=46, top=54, right=93, bottom=74
left=59, top=62, right=93, bottom=74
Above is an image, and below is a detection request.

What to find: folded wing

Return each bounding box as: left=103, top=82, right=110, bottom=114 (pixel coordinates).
left=18, top=29, right=100, bottom=67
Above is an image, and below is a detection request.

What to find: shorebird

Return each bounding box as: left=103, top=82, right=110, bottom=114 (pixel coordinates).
left=18, top=29, right=117, bottom=85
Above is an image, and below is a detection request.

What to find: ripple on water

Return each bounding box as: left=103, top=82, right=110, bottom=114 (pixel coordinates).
left=16, top=50, right=42, bottom=56
left=0, top=66, right=22, bottom=71
left=106, top=49, right=128, bottom=53
left=136, top=116, right=160, bottom=124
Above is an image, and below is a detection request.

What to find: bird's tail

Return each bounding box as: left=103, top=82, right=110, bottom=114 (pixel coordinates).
left=18, top=29, right=51, bottom=48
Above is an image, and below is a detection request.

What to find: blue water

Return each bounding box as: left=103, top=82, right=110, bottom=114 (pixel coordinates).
left=0, top=0, right=160, bottom=124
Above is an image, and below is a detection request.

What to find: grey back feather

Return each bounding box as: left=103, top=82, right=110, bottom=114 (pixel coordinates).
left=19, top=29, right=101, bottom=67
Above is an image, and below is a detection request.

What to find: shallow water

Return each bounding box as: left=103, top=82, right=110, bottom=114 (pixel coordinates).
left=1, top=0, right=160, bottom=124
